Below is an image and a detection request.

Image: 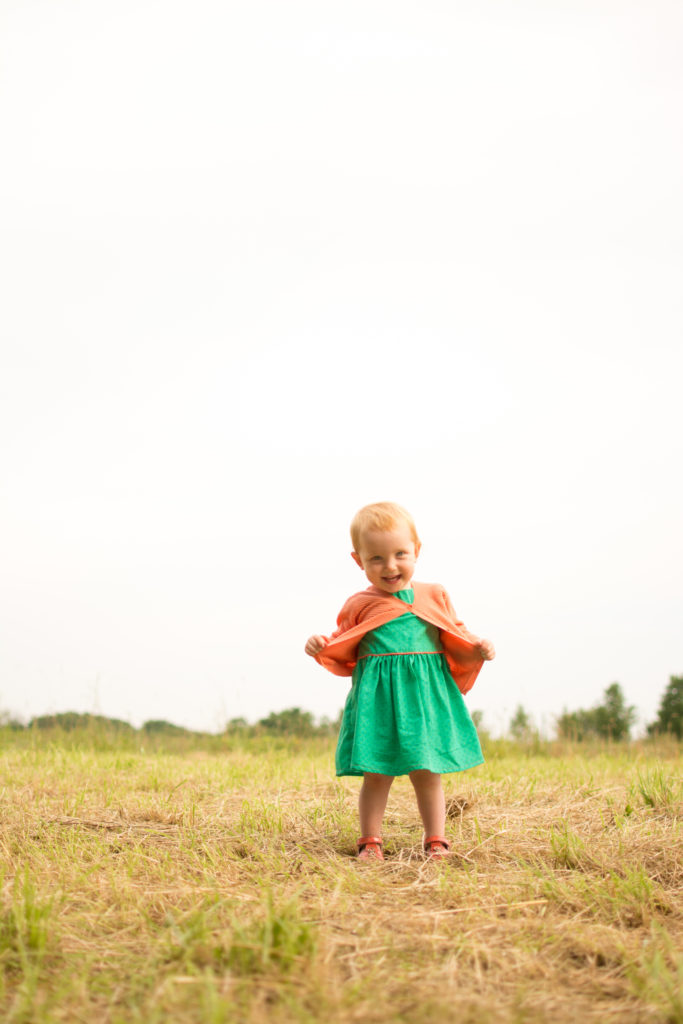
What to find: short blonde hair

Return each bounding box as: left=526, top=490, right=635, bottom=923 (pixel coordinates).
left=350, top=501, right=420, bottom=553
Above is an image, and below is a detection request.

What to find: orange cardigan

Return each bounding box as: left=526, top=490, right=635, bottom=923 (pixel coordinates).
left=315, top=581, right=484, bottom=695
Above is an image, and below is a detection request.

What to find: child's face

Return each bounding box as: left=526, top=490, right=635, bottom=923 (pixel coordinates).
left=351, top=523, right=420, bottom=595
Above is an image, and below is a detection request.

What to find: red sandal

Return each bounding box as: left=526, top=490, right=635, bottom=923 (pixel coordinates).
left=357, top=836, right=384, bottom=861
left=424, top=835, right=451, bottom=860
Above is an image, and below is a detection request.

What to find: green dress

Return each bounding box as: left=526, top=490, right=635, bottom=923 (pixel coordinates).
left=335, top=588, right=484, bottom=777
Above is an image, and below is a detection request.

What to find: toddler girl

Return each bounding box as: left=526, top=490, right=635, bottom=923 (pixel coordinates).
left=305, top=501, right=495, bottom=861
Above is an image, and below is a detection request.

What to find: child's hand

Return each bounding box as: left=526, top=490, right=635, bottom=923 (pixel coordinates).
left=476, top=639, right=496, bottom=661
left=305, top=634, right=327, bottom=657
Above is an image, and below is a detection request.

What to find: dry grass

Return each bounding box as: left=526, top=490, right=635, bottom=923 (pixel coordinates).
left=0, top=731, right=681, bottom=1023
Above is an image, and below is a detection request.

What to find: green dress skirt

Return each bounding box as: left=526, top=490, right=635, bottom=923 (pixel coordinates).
left=335, top=588, right=484, bottom=777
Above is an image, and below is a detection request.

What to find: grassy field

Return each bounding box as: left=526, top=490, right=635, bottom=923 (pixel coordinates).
left=0, top=728, right=681, bottom=1023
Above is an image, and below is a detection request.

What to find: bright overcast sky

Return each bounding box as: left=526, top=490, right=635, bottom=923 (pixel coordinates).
left=1, top=0, right=681, bottom=736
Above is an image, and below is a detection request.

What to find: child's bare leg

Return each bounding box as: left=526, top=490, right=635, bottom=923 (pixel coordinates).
left=359, top=772, right=394, bottom=836
left=409, top=770, right=446, bottom=837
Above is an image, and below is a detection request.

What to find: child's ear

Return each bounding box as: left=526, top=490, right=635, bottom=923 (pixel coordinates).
left=414, top=542, right=422, bottom=558
left=350, top=550, right=363, bottom=569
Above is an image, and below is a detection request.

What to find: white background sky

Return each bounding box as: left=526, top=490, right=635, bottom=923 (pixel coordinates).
left=1, top=0, right=681, bottom=737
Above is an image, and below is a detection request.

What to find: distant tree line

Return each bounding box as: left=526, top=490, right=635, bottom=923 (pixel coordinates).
left=0, top=707, right=343, bottom=738
left=506, top=675, right=682, bottom=742
left=2, top=678, right=680, bottom=743
left=556, top=682, right=636, bottom=741
left=647, top=675, right=683, bottom=738
left=0, top=712, right=198, bottom=736
left=226, top=707, right=342, bottom=737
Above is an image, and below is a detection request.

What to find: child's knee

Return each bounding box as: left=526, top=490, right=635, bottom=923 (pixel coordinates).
left=363, top=772, right=394, bottom=790
left=409, top=769, right=442, bottom=790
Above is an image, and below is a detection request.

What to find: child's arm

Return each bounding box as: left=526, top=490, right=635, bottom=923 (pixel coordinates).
left=305, top=634, right=327, bottom=657
left=305, top=593, right=360, bottom=659
left=475, top=638, right=496, bottom=661
left=440, top=587, right=495, bottom=661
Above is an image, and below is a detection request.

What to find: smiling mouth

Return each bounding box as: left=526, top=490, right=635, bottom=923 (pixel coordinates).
left=383, top=575, right=401, bottom=583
